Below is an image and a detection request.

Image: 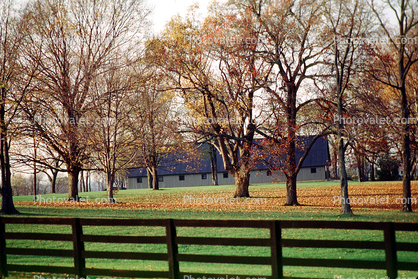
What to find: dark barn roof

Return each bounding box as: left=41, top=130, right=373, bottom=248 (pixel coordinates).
left=298, top=136, right=329, bottom=167
left=127, top=136, right=329, bottom=178
left=127, top=144, right=216, bottom=177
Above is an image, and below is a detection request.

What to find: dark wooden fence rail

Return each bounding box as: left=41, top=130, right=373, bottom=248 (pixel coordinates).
left=0, top=217, right=417, bottom=279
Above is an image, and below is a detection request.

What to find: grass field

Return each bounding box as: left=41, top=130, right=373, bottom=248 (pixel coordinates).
left=3, top=180, right=418, bottom=279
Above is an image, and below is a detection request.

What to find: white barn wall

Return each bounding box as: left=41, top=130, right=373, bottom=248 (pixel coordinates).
left=128, top=166, right=326, bottom=189
left=249, top=167, right=325, bottom=183
left=297, top=166, right=326, bottom=181
left=161, top=173, right=235, bottom=188
left=128, top=172, right=235, bottom=189
left=128, top=178, right=138, bottom=189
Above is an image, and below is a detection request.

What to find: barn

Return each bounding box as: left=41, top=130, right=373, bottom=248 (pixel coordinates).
left=127, top=136, right=330, bottom=189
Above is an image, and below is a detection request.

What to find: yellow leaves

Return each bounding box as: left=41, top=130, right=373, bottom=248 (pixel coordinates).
left=162, top=15, right=190, bottom=45
left=160, top=145, right=174, bottom=154
left=380, top=85, right=398, bottom=101
left=187, top=2, right=200, bottom=13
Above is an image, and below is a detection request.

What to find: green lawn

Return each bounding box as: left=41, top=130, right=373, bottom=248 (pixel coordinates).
left=3, top=181, right=418, bottom=279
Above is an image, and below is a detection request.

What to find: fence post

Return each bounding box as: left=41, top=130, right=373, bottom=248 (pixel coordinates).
left=166, top=219, right=179, bottom=279
left=271, top=220, right=283, bottom=279
left=72, top=218, right=85, bottom=277
left=383, top=222, right=397, bottom=279
left=0, top=218, right=7, bottom=279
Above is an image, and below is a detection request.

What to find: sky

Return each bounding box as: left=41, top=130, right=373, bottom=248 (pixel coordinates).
left=149, top=0, right=211, bottom=34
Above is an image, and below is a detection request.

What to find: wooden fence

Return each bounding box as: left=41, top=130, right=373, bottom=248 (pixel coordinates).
left=0, top=217, right=417, bottom=279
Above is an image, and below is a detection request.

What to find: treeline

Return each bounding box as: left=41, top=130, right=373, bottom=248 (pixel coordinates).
left=0, top=0, right=417, bottom=214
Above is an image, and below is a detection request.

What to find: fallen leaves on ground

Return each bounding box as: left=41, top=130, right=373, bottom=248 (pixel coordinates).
left=15, top=182, right=418, bottom=212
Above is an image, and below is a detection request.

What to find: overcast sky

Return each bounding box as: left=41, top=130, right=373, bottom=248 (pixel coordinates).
left=150, top=0, right=210, bottom=34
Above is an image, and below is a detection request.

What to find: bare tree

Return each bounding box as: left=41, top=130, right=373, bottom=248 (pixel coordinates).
left=22, top=0, right=150, bottom=201
left=320, top=0, right=376, bottom=213
left=0, top=0, right=38, bottom=214
left=133, top=52, right=186, bottom=191
left=13, top=139, right=65, bottom=195
left=89, top=66, right=140, bottom=202
left=369, top=0, right=418, bottom=211
left=11, top=174, right=32, bottom=197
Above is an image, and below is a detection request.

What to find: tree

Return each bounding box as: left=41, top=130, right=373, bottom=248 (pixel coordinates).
left=132, top=51, right=186, bottom=191
left=0, top=0, right=37, bottom=214
left=321, top=0, right=375, bottom=213
left=348, top=61, right=403, bottom=182
left=42, top=155, right=62, bottom=194
left=114, top=170, right=127, bottom=190
left=233, top=0, right=332, bottom=204
left=22, top=0, right=149, bottom=201
left=54, top=176, right=69, bottom=194
left=408, top=62, right=418, bottom=179
left=13, top=139, right=64, bottom=194
left=208, top=142, right=218, bottom=186
left=11, top=174, right=29, bottom=197
left=44, top=158, right=62, bottom=194
left=159, top=3, right=266, bottom=197
left=369, top=0, right=418, bottom=212
left=89, top=66, right=140, bottom=202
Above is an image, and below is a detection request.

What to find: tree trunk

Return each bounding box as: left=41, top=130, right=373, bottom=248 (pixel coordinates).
left=49, top=160, right=59, bottom=194
left=339, top=137, right=352, bottom=214
left=33, top=135, right=37, bottom=201
left=356, top=153, right=363, bottom=182
left=0, top=141, right=18, bottom=214
left=0, top=152, right=18, bottom=214
left=106, top=171, right=115, bottom=203
left=150, top=166, right=159, bottom=190
left=80, top=171, right=84, bottom=192
left=33, top=167, right=37, bottom=201
left=209, top=143, right=218, bottom=186
left=333, top=146, right=338, bottom=179
left=147, top=168, right=153, bottom=189
left=370, top=157, right=375, bottom=181
left=86, top=171, right=90, bottom=192
left=33, top=170, right=37, bottom=200
left=50, top=169, right=58, bottom=194
left=285, top=174, right=298, bottom=205
left=284, top=127, right=299, bottom=205
left=400, top=80, right=412, bottom=212
left=338, top=98, right=352, bottom=214
left=396, top=8, right=412, bottom=211
left=232, top=170, right=250, bottom=197
left=0, top=179, right=17, bottom=215
left=0, top=91, right=18, bottom=214
left=401, top=108, right=412, bottom=212
left=83, top=171, right=87, bottom=192
left=284, top=83, right=299, bottom=206
left=284, top=166, right=298, bottom=205
left=67, top=166, right=80, bottom=201
left=152, top=173, right=159, bottom=190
